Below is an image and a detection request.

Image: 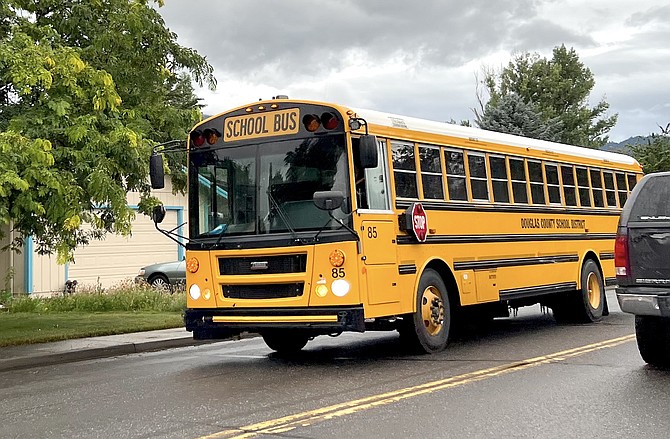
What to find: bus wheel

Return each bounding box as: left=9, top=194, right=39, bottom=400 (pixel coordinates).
left=553, top=259, right=604, bottom=323
left=400, top=269, right=451, bottom=353
left=261, top=330, right=309, bottom=354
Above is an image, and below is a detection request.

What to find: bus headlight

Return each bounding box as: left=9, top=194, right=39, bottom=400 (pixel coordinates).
left=331, top=279, right=350, bottom=297
left=189, top=284, right=201, bottom=300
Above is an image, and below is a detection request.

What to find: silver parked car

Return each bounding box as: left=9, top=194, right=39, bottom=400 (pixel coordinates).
left=135, top=260, right=186, bottom=290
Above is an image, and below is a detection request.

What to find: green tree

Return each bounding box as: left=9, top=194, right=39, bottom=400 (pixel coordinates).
left=477, top=92, right=562, bottom=141
left=0, top=0, right=214, bottom=261
left=630, top=124, right=670, bottom=173
left=479, top=45, right=617, bottom=148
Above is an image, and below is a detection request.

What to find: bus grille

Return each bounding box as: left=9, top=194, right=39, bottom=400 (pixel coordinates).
left=222, top=283, right=304, bottom=299
left=219, top=254, right=307, bottom=275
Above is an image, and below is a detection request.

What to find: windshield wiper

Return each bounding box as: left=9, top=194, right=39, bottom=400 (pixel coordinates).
left=312, top=211, right=359, bottom=243
left=267, top=190, right=303, bottom=244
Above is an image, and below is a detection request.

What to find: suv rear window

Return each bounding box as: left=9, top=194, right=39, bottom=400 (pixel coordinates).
left=629, top=174, right=670, bottom=220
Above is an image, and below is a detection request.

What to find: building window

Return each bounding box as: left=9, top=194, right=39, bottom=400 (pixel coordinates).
left=419, top=145, right=444, bottom=200
left=392, top=142, right=418, bottom=198
left=467, top=152, right=489, bottom=201
left=489, top=155, right=510, bottom=203
left=528, top=160, right=546, bottom=205
left=545, top=163, right=561, bottom=204
left=576, top=167, right=591, bottom=207
left=444, top=149, right=467, bottom=201
left=590, top=169, right=604, bottom=207
left=509, top=158, right=528, bottom=204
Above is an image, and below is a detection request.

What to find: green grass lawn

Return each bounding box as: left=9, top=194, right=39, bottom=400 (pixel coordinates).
left=0, top=312, right=183, bottom=347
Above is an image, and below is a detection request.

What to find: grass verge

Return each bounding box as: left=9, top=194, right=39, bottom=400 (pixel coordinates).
left=0, top=312, right=183, bottom=347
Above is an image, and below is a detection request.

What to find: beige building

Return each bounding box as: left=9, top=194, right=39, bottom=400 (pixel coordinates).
left=1, top=179, right=187, bottom=294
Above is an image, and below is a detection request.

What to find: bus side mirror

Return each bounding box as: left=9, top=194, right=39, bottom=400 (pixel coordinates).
left=358, top=135, right=378, bottom=169
left=152, top=205, right=166, bottom=224
left=313, top=191, right=344, bottom=211
left=150, top=154, right=165, bottom=189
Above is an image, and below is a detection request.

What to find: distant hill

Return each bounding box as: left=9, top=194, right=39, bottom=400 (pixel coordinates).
left=602, top=136, right=649, bottom=153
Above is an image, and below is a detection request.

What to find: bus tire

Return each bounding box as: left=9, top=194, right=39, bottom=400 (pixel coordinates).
left=635, top=316, right=670, bottom=368
left=261, top=330, right=309, bottom=354
left=553, top=259, right=604, bottom=323
left=399, top=268, right=451, bottom=353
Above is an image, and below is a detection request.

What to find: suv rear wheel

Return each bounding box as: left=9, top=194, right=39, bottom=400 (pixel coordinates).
left=635, top=316, right=670, bottom=368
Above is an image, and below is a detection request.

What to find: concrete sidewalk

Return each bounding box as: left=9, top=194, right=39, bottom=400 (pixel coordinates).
left=0, top=328, right=218, bottom=373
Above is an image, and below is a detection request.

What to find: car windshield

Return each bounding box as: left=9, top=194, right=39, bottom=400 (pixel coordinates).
left=190, top=134, right=351, bottom=238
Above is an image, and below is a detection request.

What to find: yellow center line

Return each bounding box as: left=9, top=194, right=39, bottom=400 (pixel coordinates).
left=199, top=334, right=635, bottom=439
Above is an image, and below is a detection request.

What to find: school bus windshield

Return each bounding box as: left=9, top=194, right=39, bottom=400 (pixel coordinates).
left=190, top=133, right=351, bottom=238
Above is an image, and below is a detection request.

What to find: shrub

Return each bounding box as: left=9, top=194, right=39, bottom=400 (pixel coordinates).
left=4, top=282, right=186, bottom=314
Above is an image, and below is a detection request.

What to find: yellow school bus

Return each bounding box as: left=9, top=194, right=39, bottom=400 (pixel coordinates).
left=150, top=98, right=643, bottom=353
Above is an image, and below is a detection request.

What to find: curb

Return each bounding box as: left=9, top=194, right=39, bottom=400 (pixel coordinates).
left=0, top=332, right=259, bottom=373
left=0, top=338, right=217, bottom=373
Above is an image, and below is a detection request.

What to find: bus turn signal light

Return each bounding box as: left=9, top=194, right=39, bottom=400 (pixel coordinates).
left=329, top=249, right=345, bottom=267
left=186, top=257, right=199, bottom=273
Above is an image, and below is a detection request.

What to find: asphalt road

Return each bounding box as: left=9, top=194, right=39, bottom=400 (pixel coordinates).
left=1, top=292, right=669, bottom=439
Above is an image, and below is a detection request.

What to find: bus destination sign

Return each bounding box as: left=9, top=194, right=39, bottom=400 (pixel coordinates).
left=224, top=108, right=300, bottom=142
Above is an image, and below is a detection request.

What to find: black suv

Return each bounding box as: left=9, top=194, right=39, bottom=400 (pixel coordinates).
left=615, top=171, right=670, bottom=367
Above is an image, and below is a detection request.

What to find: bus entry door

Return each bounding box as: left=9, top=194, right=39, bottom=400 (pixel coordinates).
left=361, top=219, right=399, bottom=305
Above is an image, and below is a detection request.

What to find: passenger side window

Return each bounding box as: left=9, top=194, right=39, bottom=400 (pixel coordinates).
left=627, top=174, right=638, bottom=192
left=603, top=171, right=617, bottom=207
left=545, top=164, right=562, bottom=204
left=576, top=167, right=591, bottom=207
left=489, top=155, right=510, bottom=203
left=590, top=169, right=604, bottom=207
left=392, top=142, right=418, bottom=198
left=528, top=161, right=546, bottom=205
left=616, top=172, right=628, bottom=207
left=467, top=152, right=489, bottom=201
left=509, top=158, right=528, bottom=204
left=419, top=145, right=444, bottom=200
left=561, top=165, right=577, bottom=206
left=444, top=149, right=467, bottom=201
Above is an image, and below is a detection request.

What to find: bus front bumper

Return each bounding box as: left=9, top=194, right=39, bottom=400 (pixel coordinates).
left=184, top=306, right=366, bottom=336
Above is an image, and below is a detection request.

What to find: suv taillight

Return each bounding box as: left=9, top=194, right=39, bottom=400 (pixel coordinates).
left=614, top=227, right=630, bottom=278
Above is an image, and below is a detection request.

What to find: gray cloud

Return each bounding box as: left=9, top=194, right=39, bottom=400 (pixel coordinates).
left=160, top=0, right=670, bottom=141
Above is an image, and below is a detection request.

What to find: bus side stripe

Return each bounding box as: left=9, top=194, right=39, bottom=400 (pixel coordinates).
left=453, top=254, right=579, bottom=271
left=397, top=233, right=616, bottom=245
left=396, top=201, right=622, bottom=216
left=500, top=282, right=577, bottom=300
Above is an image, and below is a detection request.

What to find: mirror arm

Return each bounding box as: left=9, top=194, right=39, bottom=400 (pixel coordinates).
left=153, top=221, right=188, bottom=248
left=152, top=139, right=184, bottom=154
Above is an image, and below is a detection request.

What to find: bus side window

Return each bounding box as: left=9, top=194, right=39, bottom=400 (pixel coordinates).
left=509, top=158, right=528, bottom=204
left=444, top=149, right=467, bottom=201
left=616, top=172, right=628, bottom=206
left=392, top=141, right=418, bottom=199
left=419, top=145, right=444, bottom=200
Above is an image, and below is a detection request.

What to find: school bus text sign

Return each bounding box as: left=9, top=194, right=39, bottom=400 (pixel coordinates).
left=224, top=108, right=300, bottom=142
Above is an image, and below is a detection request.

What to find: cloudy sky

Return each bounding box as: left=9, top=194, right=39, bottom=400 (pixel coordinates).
left=158, top=0, right=670, bottom=143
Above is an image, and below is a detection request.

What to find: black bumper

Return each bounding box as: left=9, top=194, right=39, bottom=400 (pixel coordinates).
left=184, top=306, right=366, bottom=335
